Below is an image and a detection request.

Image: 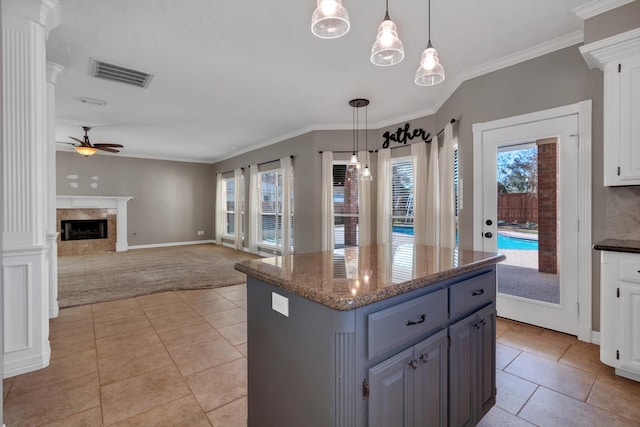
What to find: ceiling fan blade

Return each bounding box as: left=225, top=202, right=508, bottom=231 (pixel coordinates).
left=95, top=146, right=120, bottom=153
left=69, top=136, right=85, bottom=144
left=93, top=143, right=124, bottom=148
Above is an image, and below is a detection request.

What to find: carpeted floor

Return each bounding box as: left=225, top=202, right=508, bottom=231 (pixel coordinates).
left=57, top=244, right=261, bottom=307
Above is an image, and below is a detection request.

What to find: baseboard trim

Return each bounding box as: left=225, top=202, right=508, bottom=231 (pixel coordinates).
left=128, top=240, right=216, bottom=250
left=590, top=331, right=601, bottom=345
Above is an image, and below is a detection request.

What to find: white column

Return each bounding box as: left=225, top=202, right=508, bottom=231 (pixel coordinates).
left=2, top=0, right=60, bottom=377
left=46, top=62, right=64, bottom=318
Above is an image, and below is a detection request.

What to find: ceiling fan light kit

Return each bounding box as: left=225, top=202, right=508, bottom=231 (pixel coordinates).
left=370, top=1, right=404, bottom=66
left=74, top=146, right=98, bottom=157
left=311, top=0, right=350, bottom=39
left=60, top=126, right=125, bottom=157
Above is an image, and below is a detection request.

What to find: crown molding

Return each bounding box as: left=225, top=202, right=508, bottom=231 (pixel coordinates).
left=579, top=27, right=640, bottom=69
left=572, top=0, right=635, bottom=20
left=2, top=0, right=61, bottom=35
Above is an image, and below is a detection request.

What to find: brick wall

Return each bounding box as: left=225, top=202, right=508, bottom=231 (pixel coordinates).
left=537, top=138, right=557, bottom=274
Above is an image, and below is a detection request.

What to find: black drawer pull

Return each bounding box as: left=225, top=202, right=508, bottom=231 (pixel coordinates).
left=406, top=314, right=426, bottom=326
left=472, top=289, right=485, bottom=296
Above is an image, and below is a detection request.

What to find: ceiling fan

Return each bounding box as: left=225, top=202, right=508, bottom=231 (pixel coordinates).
left=59, top=126, right=124, bottom=157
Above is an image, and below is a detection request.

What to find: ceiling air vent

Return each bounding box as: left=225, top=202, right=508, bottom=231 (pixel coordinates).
left=90, top=58, right=154, bottom=88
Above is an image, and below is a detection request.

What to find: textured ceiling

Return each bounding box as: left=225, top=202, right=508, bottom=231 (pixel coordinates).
left=47, top=0, right=593, bottom=163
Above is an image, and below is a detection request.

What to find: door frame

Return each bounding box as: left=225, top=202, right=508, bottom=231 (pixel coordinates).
left=472, top=100, right=593, bottom=342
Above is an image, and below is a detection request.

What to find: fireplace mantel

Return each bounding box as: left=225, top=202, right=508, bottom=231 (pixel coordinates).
left=56, top=196, right=133, bottom=252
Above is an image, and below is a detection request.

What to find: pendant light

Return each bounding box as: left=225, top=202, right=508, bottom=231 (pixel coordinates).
left=370, top=0, right=404, bottom=66
left=361, top=103, right=372, bottom=182
left=415, top=0, right=445, bottom=86
left=349, top=98, right=372, bottom=182
left=311, top=0, right=350, bottom=39
left=350, top=105, right=359, bottom=166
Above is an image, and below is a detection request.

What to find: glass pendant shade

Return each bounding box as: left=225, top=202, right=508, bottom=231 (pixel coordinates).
left=370, top=15, right=404, bottom=66
left=350, top=152, right=359, bottom=164
left=75, top=146, right=97, bottom=156
left=361, top=165, right=373, bottom=181
left=311, top=0, right=350, bottom=39
left=415, top=42, right=445, bottom=86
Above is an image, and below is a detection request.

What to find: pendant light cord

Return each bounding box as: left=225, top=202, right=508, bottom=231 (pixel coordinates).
left=428, top=0, right=431, bottom=42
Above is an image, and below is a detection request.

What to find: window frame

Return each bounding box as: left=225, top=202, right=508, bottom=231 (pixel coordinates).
left=390, top=155, right=414, bottom=246
left=258, top=168, right=284, bottom=250
left=222, top=176, right=236, bottom=238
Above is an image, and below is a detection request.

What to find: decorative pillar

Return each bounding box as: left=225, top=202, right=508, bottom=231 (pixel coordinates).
left=2, top=0, right=60, bottom=377
left=47, top=62, right=64, bottom=318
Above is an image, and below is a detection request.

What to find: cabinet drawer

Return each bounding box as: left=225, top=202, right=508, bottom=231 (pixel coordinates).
left=619, top=258, right=640, bottom=283
left=450, top=271, right=496, bottom=321
left=368, top=289, right=447, bottom=360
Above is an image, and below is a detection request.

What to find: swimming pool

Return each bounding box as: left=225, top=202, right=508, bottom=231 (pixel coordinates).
left=391, top=226, right=538, bottom=250
left=497, top=233, right=538, bottom=250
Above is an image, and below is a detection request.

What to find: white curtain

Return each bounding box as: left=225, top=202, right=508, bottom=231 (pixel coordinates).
left=321, top=151, right=334, bottom=251
left=358, top=150, right=371, bottom=246
left=440, top=123, right=457, bottom=248
left=425, top=134, right=440, bottom=246
left=280, top=157, right=293, bottom=256
left=248, top=165, right=259, bottom=253
left=377, top=148, right=392, bottom=245
left=411, top=143, right=428, bottom=245
left=215, top=173, right=225, bottom=245
left=233, top=168, right=243, bottom=250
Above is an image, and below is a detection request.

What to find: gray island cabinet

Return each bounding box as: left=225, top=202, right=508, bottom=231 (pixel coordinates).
left=235, top=245, right=505, bottom=427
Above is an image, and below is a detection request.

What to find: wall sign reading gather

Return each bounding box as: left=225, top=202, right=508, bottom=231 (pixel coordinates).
left=382, top=123, right=431, bottom=149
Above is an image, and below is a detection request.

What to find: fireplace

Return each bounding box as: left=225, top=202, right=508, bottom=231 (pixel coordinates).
left=61, top=219, right=108, bottom=241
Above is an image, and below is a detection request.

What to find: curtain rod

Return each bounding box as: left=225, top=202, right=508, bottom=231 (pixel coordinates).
left=219, top=166, right=244, bottom=175
left=318, top=150, right=375, bottom=154
left=436, top=118, right=457, bottom=137
left=247, top=155, right=294, bottom=168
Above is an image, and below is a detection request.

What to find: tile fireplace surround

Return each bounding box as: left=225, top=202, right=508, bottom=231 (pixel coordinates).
left=56, top=196, right=133, bottom=255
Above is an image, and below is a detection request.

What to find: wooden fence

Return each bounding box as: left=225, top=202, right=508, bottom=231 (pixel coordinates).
left=498, top=193, right=538, bottom=223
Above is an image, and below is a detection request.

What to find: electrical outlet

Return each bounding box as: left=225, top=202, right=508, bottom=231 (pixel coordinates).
left=197, top=230, right=204, bottom=236
left=272, top=292, right=289, bottom=317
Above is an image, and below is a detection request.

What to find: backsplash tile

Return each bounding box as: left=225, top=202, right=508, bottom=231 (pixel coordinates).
left=606, top=186, right=640, bottom=240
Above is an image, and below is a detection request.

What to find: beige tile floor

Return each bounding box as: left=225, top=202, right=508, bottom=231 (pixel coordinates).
left=4, top=286, right=640, bottom=426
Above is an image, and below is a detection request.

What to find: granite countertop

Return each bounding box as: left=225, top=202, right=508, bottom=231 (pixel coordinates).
left=593, top=239, right=640, bottom=254
left=234, top=244, right=505, bottom=311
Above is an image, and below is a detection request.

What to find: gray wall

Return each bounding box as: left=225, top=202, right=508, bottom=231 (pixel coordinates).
left=56, top=152, right=215, bottom=246
left=584, top=1, right=640, bottom=45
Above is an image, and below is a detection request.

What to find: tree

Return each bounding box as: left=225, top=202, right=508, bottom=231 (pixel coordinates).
left=497, top=147, right=537, bottom=193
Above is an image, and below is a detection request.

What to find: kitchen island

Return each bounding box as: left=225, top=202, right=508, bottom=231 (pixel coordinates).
left=235, top=244, right=505, bottom=427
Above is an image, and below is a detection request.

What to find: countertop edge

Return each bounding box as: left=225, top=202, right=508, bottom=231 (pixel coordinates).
left=235, top=253, right=505, bottom=311
left=593, top=239, right=640, bottom=254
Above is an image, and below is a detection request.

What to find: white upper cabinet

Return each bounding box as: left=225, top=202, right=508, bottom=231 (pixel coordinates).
left=581, top=28, right=640, bottom=186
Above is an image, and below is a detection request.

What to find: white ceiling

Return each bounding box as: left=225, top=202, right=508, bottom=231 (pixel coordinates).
left=47, top=0, right=594, bottom=163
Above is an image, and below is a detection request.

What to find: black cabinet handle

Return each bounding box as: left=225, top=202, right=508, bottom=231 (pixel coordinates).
left=406, top=314, right=426, bottom=326
left=472, top=289, right=485, bottom=296
left=484, top=232, right=493, bottom=238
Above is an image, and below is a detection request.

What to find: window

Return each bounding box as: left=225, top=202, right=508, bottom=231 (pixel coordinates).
left=333, top=163, right=359, bottom=249
left=258, top=169, right=293, bottom=250
left=224, top=178, right=236, bottom=236
left=391, top=157, right=414, bottom=248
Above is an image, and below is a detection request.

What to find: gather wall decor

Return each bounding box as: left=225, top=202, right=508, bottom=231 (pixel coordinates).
left=382, top=123, right=431, bottom=148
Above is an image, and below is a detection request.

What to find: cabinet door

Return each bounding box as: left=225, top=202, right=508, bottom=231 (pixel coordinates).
left=619, top=282, right=640, bottom=374
left=618, top=55, right=640, bottom=184
left=475, top=303, right=496, bottom=420
left=368, top=347, right=414, bottom=427
left=413, top=329, right=448, bottom=427
left=449, top=312, right=475, bottom=427
left=604, top=54, right=640, bottom=186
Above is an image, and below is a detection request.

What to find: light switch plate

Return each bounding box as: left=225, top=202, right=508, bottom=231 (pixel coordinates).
left=272, top=292, right=289, bottom=317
